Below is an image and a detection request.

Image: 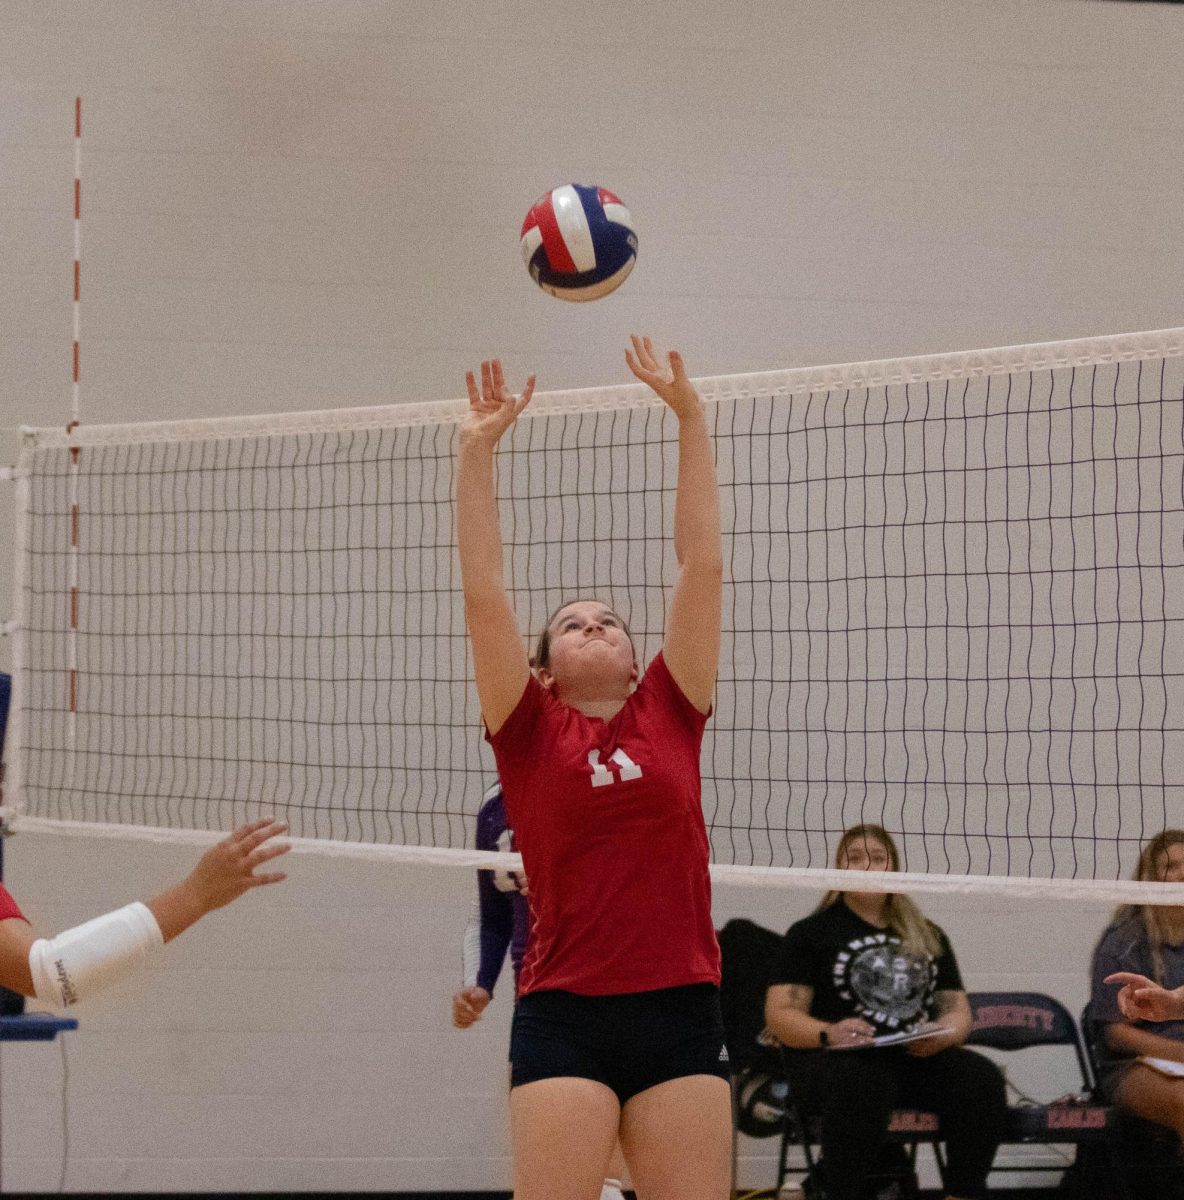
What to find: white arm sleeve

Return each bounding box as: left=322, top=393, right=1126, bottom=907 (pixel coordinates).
left=461, top=896, right=482, bottom=990
left=29, top=901, right=164, bottom=1010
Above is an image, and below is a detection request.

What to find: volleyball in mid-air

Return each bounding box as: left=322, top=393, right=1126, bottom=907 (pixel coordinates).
left=520, top=184, right=637, bottom=301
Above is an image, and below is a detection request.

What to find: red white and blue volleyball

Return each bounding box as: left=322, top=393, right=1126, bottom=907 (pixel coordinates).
left=520, top=184, right=638, bottom=302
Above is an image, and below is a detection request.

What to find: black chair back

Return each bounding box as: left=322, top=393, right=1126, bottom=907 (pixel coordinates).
left=968, top=990, right=1079, bottom=1050
left=717, top=917, right=783, bottom=1074
left=968, top=990, right=1094, bottom=1096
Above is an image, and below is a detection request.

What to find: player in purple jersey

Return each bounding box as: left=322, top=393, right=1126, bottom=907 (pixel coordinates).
left=452, top=780, right=530, bottom=1027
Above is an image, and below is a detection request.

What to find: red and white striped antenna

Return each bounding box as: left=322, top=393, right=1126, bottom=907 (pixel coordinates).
left=71, top=96, right=81, bottom=427
left=66, top=96, right=82, bottom=758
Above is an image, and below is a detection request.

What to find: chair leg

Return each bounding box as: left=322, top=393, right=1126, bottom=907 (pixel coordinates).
left=730, top=1075, right=740, bottom=1199
left=929, top=1139, right=948, bottom=1194
left=777, top=1104, right=818, bottom=1198
left=775, top=1108, right=792, bottom=1194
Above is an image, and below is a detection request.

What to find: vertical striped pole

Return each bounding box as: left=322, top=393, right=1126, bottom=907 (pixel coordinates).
left=66, top=97, right=82, bottom=767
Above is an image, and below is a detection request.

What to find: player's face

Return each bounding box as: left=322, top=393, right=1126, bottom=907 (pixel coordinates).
left=837, top=834, right=894, bottom=902
left=541, top=600, right=636, bottom=696
left=838, top=835, right=893, bottom=874
left=1153, top=842, right=1184, bottom=884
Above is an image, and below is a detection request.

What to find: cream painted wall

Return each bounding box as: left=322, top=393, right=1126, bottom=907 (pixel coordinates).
left=0, top=0, right=1181, bottom=1191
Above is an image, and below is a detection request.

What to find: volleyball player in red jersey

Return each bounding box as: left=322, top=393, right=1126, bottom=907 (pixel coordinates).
left=456, top=337, right=730, bottom=1200
left=0, top=818, right=288, bottom=1009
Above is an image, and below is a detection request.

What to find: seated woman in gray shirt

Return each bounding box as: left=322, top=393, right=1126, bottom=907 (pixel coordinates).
left=1090, top=829, right=1184, bottom=1140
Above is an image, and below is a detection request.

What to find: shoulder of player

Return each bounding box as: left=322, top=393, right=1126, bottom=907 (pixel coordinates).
left=628, top=652, right=701, bottom=721
left=925, top=916, right=952, bottom=945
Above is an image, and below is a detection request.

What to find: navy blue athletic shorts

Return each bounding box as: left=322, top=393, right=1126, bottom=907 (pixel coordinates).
left=509, top=982, right=731, bottom=1104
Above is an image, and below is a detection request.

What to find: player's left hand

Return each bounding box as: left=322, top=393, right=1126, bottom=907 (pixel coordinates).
left=452, top=986, right=492, bottom=1028
left=625, top=336, right=702, bottom=421
left=184, top=818, right=290, bottom=914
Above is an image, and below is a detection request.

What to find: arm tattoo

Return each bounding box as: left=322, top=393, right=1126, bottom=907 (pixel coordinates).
left=784, top=983, right=813, bottom=1012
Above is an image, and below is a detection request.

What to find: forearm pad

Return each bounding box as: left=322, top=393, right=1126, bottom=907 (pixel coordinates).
left=29, top=901, right=164, bottom=1009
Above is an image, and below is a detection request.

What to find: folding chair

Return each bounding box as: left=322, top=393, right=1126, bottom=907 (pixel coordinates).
left=717, top=920, right=796, bottom=1190
left=966, top=991, right=1126, bottom=1199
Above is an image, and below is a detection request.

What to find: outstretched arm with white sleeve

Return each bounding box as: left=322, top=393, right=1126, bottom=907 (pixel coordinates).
left=0, top=818, right=288, bottom=1009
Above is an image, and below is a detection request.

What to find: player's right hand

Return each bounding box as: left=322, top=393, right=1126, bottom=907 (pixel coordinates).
left=452, top=986, right=492, bottom=1028
left=1106, top=972, right=1184, bottom=1022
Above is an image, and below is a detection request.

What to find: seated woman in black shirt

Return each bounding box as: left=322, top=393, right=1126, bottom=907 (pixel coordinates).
left=764, top=823, right=1006, bottom=1200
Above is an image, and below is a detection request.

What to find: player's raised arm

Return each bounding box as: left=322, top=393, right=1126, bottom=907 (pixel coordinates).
left=625, top=337, right=722, bottom=714
left=456, top=359, right=535, bottom=734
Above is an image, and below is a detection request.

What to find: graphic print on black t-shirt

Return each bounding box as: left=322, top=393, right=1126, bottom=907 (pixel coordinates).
left=834, top=932, right=937, bottom=1030
left=770, top=900, right=963, bottom=1038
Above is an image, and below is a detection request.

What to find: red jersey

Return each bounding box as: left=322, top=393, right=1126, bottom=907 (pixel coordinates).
left=0, top=882, right=25, bottom=923
left=488, top=652, right=720, bottom=996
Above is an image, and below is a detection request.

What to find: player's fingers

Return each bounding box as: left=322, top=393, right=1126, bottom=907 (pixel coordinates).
left=633, top=334, right=658, bottom=373
left=625, top=350, right=662, bottom=391
left=465, top=370, right=481, bottom=407
left=515, top=375, right=536, bottom=417
left=491, top=358, right=507, bottom=398
left=246, top=842, right=292, bottom=870
left=668, top=349, right=688, bottom=381
left=1105, top=972, right=1151, bottom=987
left=231, top=816, right=277, bottom=843
left=249, top=871, right=287, bottom=887
left=481, top=359, right=495, bottom=403
left=240, top=821, right=288, bottom=854
left=642, top=336, right=665, bottom=372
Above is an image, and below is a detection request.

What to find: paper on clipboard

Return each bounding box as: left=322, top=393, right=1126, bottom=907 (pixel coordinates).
left=830, top=1021, right=952, bottom=1050
left=1139, top=1056, right=1184, bottom=1078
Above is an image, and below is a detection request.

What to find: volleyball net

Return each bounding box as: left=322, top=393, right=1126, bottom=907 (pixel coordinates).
left=8, top=327, right=1184, bottom=899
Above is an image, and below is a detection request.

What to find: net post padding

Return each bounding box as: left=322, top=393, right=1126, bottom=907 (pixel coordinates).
left=5, top=456, right=33, bottom=825
left=15, top=817, right=1184, bottom=907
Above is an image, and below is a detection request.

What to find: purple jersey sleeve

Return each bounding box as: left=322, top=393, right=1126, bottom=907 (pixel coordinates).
left=464, top=782, right=529, bottom=997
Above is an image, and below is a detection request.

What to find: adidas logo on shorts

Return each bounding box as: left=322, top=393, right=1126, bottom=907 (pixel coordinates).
left=718, top=1045, right=729, bottom=1062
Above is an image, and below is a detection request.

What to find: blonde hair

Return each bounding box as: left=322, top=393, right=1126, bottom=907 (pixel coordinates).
left=1111, top=829, right=1184, bottom=984
left=820, top=824, right=942, bottom=959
